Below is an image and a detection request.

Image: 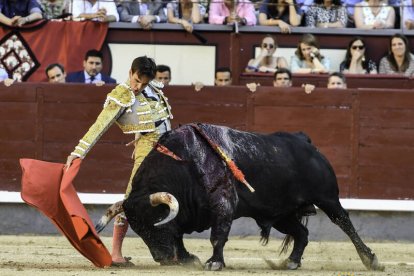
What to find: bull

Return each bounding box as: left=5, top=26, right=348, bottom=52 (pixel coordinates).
left=96, top=123, right=383, bottom=271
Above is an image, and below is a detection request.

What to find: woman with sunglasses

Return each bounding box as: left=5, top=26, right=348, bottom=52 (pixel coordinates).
left=258, top=0, right=303, bottom=33
left=379, top=33, right=414, bottom=76
left=290, top=33, right=329, bottom=74
left=245, top=35, right=288, bottom=73
left=167, top=0, right=205, bottom=33
left=339, top=37, right=377, bottom=74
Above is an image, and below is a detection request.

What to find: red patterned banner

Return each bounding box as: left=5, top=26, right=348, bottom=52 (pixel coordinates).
left=0, top=21, right=108, bottom=82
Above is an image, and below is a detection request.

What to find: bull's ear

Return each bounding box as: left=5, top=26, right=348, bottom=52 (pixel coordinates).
left=149, top=192, right=179, bottom=226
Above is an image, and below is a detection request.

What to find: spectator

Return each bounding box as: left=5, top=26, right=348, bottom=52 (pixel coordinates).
left=403, top=0, right=414, bottom=29
left=45, top=63, right=66, bottom=83
left=215, top=67, right=232, bottom=86
left=379, top=33, right=414, bottom=76
left=66, top=49, right=117, bottom=84
left=71, top=0, right=119, bottom=22
left=246, top=35, right=288, bottom=73
left=290, top=34, right=330, bottom=74
left=155, top=64, right=171, bottom=85
left=39, top=0, right=71, bottom=20
left=258, top=0, right=302, bottom=33
left=354, top=0, right=395, bottom=29
left=305, top=0, right=348, bottom=28
left=0, top=68, right=14, bottom=86
left=209, top=0, right=257, bottom=26
left=273, top=68, right=293, bottom=87
left=327, top=71, right=347, bottom=88
left=339, top=36, right=378, bottom=74
left=167, top=0, right=205, bottom=33
left=0, top=0, right=43, bottom=27
left=303, top=71, right=347, bottom=93
left=118, top=0, right=167, bottom=29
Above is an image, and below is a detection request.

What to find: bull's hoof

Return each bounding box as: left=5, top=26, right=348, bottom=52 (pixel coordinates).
left=182, top=254, right=202, bottom=267
left=205, top=261, right=224, bottom=271
left=286, top=259, right=301, bottom=270
left=370, top=254, right=385, bottom=271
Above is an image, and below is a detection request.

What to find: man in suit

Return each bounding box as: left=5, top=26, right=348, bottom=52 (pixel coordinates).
left=66, top=49, right=116, bottom=85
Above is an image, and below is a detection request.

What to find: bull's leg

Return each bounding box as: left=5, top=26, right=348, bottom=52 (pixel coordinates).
left=176, top=236, right=202, bottom=267
left=205, top=217, right=232, bottom=271
left=273, top=216, right=309, bottom=270
left=317, top=199, right=384, bottom=271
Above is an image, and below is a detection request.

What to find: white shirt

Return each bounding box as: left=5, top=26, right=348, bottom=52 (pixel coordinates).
left=84, top=71, right=102, bottom=83
left=72, top=0, right=119, bottom=22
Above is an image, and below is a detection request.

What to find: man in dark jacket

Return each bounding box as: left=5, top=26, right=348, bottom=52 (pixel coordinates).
left=66, top=49, right=116, bottom=85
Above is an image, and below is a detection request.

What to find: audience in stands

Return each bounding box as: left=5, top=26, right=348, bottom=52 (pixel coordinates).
left=402, top=0, right=414, bottom=29
left=341, top=0, right=362, bottom=27
left=291, top=34, right=330, bottom=73
left=215, top=67, right=233, bottom=86
left=353, top=0, right=395, bottom=29
left=155, top=64, right=171, bottom=85
left=167, top=0, right=206, bottom=33
left=339, top=36, right=378, bottom=74
left=0, top=0, right=43, bottom=26
left=305, top=0, right=348, bottom=28
left=245, top=35, right=288, bottom=73
left=273, top=68, right=293, bottom=87
left=379, top=33, right=414, bottom=76
left=258, top=0, right=303, bottom=33
left=71, top=0, right=119, bottom=22
left=40, top=0, right=71, bottom=20
left=118, top=0, right=167, bottom=29
left=45, top=63, right=66, bottom=83
left=209, top=0, right=257, bottom=26
left=66, top=49, right=117, bottom=84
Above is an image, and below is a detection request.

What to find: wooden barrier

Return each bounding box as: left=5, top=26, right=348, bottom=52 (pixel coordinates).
left=1, top=83, right=413, bottom=200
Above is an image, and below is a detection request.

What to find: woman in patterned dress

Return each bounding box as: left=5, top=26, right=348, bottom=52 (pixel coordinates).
left=354, top=0, right=395, bottom=29
left=305, top=0, right=347, bottom=28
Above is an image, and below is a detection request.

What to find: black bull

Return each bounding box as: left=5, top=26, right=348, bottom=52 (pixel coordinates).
left=122, top=123, right=382, bottom=271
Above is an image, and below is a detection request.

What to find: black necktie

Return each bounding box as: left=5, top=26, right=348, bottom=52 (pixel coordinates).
left=89, top=76, right=95, bottom=83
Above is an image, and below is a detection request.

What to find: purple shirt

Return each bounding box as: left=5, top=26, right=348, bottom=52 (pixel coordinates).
left=0, top=0, right=41, bottom=17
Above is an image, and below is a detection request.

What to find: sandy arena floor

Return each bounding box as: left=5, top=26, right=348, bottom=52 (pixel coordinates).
left=0, top=235, right=413, bottom=276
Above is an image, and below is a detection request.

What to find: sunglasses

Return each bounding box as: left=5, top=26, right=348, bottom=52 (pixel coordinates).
left=351, top=45, right=365, bottom=50
left=262, top=43, right=275, bottom=49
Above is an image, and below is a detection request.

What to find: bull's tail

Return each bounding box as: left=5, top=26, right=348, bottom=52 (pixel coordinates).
left=95, top=200, right=124, bottom=233
left=279, top=216, right=309, bottom=255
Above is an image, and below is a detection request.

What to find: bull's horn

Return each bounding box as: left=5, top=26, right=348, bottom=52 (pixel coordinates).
left=149, top=192, right=179, bottom=227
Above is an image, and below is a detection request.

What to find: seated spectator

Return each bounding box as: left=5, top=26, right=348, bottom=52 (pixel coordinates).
left=71, top=0, right=119, bottom=22
left=167, top=0, right=205, bottom=33
left=155, top=64, right=171, bottom=85
left=339, top=36, right=377, bottom=74
left=118, top=0, right=167, bottom=29
left=290, top=34, right=330, bottom=74
left=215, top=67, right=232, bottom=86
left=45, top=63, right=66, bottom=83
left=305, top=0, right=348, bottom=28
left=303, top=71, right=347, bottom=93
left=379, top=33, right=414, bottom=76
left=246, top=35, right=288, bottom=73
left=258, top=0, right=302, bottom=33
left=354, top=0, right=395, bottom=29
left=66, top=49, right=117, bottom=84
left=273, top=68, right=293, bottom=87
left=40, top=0, right=71, bottom=20
left=0, top=0, right=43, bottom=27
left=403, top=0, right=414, bottom=29
left=209, top=0, right=257, bottom=26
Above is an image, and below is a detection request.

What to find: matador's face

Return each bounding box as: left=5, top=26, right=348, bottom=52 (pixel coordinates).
left=129, top=70, right=150, bottom=93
